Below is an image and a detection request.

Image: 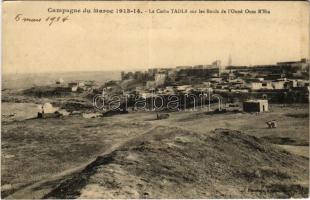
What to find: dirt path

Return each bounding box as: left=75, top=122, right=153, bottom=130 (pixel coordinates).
left=6, top=124, right=183, bottom=199
left=42, top=127, right=310, bottom=198
left=4, top=105, right=308, bottom=198
left=6, top=138, right=135, bottom=199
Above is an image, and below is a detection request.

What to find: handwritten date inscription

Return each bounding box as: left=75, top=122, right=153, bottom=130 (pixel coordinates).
left=15, top=14, right=69, bottom=26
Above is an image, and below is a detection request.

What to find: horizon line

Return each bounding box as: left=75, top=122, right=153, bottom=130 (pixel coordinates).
left=3, top=57, right=308, bottom=75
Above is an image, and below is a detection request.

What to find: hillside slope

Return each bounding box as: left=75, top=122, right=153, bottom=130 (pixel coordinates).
left=45, top=127, right=309, bottom=199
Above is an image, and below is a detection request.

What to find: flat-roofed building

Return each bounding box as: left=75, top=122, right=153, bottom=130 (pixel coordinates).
left=243, top=99, right=268, bottom=112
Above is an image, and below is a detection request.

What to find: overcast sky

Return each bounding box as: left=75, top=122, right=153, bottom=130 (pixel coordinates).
left=3, top=1, right=309, bottom=74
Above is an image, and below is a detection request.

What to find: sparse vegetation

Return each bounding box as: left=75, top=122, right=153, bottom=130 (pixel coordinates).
left=1, top=104, right=309, bottom=198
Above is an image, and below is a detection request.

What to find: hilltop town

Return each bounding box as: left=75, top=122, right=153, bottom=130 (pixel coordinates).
left=2, top=58, right=309, bottom=116
left=1, top=58, right=309, bottom=198
left=118, top=58, right=309, bottom=107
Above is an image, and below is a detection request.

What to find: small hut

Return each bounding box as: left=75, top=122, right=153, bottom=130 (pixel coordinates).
left=243, top=99, right=268, bottom=112
left=37, top=103, right=62, bottom=118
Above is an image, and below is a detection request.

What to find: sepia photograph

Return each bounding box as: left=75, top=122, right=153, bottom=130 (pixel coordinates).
left=1, top=1, right=310, bottom=199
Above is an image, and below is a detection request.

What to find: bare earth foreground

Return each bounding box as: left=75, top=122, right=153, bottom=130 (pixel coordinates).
left=1, top=104, right=309, bottom=198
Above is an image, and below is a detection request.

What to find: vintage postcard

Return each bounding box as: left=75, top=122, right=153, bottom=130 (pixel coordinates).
left=2, top=1, right=309, bottom=199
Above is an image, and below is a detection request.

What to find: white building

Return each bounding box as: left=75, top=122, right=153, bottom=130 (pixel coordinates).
left=243, top=99, right=268, bottom=112
left=154, top=73, right=167, bottom=86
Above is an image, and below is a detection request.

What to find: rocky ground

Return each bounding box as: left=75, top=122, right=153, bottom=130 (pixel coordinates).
left=45, top=127, right=309, bottom=198
left=2, top=104, right=309, bottom=198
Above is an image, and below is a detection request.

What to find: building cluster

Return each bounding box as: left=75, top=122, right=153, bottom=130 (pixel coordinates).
left=54, top=79, right=98, bottom=93
left=46, top=58, right=309, bottom=113
left=118, top=59, right=309, bottom=105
